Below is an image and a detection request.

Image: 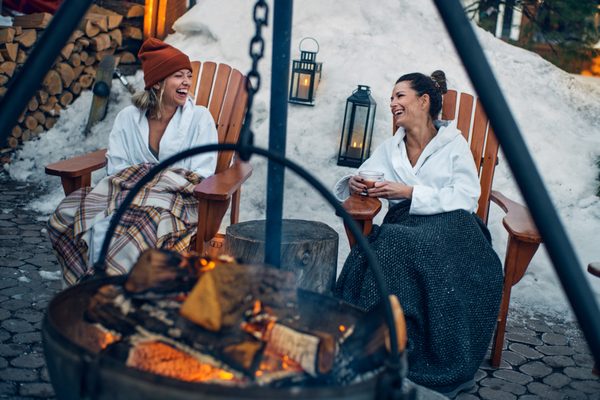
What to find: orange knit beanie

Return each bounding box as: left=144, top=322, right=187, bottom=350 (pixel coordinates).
left=138, top=38, right=192, bottom=90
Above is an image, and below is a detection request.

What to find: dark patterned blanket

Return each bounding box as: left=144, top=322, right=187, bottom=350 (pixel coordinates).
left=335, top=201, right=503, bottom=392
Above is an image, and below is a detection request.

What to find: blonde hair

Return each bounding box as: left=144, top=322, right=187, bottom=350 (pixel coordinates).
left=131, top=82, right=165, bottom=120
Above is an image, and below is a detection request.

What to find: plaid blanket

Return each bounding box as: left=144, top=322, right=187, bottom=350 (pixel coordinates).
left=335, top=201, right=503, bottom=392
left=48, top=163, right=202, bottom=285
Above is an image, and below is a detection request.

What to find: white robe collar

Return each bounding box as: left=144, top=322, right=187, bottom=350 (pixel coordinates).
left=134, top=97, right=196, bottom=161
left=391, top=120, right=461, bottom=174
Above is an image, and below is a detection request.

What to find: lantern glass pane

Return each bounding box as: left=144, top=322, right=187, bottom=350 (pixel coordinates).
left=365, top=103, right=376, bottom=156
left=340, top=104, right=366, bottom=160
left=314, top=63, right=322, bottom=91
left=340, top=102, right=353, bottom=155
left=349, top=105, right=368, bottom=145
left=290, top=72, right=299, bottom=98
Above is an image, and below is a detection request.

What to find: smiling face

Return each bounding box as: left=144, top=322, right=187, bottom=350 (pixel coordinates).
left=155, top=68, right=193, bottom=108
left=390, top=81, right=430, bottom=129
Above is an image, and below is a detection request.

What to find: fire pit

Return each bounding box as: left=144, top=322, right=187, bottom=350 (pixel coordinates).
left=41, top=141, right=443, bottom=399
left=42, top=274, right=386, bottom=400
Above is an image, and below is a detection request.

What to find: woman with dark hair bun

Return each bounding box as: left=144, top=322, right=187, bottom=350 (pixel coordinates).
left=334, top=71, right=503, bottom=397
left=338, top=70, right=477, bottom=213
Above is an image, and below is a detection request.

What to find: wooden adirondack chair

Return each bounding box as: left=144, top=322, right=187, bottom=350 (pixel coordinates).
left=45, top=60, right=252, bottom=256
left=341, top=89, right=543, bottom=367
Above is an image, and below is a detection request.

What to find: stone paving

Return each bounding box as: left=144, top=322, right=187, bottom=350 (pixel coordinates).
left=0, top=170, right=598, bottom=399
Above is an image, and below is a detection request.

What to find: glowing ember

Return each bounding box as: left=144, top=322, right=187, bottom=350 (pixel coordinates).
left=127, top=341, right=238, bottom=383
left=198, top=258, right=217, bottom=272
left=257, top=347, right=304, bottom=375
left=339, top=325, right=346, bottom=333
left=252, top=300, right=262, bottom=315
left=241, top=301, right=277, bottom=341
left=98, top=331, right=120, bottom=350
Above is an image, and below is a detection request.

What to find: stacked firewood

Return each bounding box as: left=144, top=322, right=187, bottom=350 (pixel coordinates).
left=94, top=0, right=145, bottom=73
left=0, top=2, right=144, bottom=149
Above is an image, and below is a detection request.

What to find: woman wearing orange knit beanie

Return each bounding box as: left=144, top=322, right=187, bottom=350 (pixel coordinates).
left=48, top=38, right=218, bottom=285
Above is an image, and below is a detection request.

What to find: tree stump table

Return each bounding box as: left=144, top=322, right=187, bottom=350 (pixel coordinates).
left=224, top=219, right=338, bottom=294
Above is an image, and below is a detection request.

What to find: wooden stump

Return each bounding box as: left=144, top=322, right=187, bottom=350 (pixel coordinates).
left=225, top=219, right=338, bottom=294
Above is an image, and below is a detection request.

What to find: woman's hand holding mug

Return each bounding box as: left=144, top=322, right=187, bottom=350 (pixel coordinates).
left=350, top=170, right=385, bottom=196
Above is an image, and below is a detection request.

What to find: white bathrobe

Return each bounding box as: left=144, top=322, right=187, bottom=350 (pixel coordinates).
left=106, top=97, right=218, bottom=177
left=335, top=120, right=480, bottom=215
left=88, top=97, right=218, bottom=264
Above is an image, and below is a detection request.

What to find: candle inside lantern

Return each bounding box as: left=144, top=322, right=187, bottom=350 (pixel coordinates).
left=297, top=74, right=310, bottom=100
left=346, top=140, right=363, bottom=159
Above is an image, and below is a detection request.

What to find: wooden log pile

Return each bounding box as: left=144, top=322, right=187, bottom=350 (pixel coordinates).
left=0, top=1, right=144, bottom=149
left=94, top=0, right=144, bottom=74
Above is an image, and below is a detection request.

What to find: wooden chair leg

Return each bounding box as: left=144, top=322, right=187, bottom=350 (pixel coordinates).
left=60, top=173, right=91, bottom=196
left=230, top=189, right=241, bottom=225
left=490, top=236, right=540, bottom=367
left=491, top=280, right=512, bottom=367
left=195, top=200, right=209, bottom=255
left=195, top=198, right=230, bottom=256
left=343, top=219, right=373, bottom=248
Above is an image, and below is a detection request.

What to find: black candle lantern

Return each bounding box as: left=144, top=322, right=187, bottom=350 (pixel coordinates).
left=337, top=85, right=377, bottom=168
left=288, top=37, right=322, bottom=106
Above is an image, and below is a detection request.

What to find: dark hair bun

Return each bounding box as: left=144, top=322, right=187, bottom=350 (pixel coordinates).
left=430, top=70, right=447, bottom=94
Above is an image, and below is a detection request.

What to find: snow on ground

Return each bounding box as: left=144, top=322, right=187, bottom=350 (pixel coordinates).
left=6, top=0, right=600, bottom=320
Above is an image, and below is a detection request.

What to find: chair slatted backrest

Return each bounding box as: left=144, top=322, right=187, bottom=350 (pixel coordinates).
left=188, top=60, right=248, bottom=174
left=394, top=89, right=499, bottom=223
left=440, top=90, right=499, bottom=223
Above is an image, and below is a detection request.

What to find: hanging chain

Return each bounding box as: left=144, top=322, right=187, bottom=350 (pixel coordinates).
left=238, top=0, right=269, bottom=160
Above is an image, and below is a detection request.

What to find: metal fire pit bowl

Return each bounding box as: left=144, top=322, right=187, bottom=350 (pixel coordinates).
left=42, top=275, right=382, bottom=400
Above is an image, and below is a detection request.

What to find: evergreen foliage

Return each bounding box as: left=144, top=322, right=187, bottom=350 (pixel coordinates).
left=465, top=1, right=600, bottom=72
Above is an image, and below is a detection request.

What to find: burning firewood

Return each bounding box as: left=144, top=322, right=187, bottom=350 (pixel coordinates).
left=221, top=341, right=265, bottom=373
left=241, top=301, right=336, bottom=376
left=124, top=249, right=202, bottom=294
left=179, top=260, right=298, bottom=331
left=179, top=270, right=221, bottom=331
left=86, top=284, right=137, bottom=334
left=85, top=249, right=409, bottom=386
left=86, top=283, right=269, bottom=377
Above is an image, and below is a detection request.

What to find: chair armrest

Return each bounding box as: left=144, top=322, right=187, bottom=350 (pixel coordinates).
left=45, top=149, right=108, bottom=178
left=490, top=190, right=542, bottom=244
left=588, top=262, right=600, bottom=278
left=193, top=162, right=253, bottom=201
left=340, top=195, right=382, bottom=220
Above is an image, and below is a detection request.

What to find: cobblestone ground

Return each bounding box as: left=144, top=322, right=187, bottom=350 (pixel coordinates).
left=0, top=171, right=598, bottom=399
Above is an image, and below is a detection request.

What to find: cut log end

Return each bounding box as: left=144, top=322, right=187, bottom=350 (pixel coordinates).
left=15, top=29, right=37, bottom=48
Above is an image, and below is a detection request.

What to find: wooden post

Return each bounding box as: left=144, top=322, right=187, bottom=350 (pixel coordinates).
left=144, top=0, right=159, bottom=39
left=225, top=219, right=338, bottom=294
left=144, top=0, right=187, bottom=40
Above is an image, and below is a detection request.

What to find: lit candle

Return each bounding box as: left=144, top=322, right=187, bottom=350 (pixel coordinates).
left=297, top=75, right=310, bottom=100
left=346, top=140, right=363, bottom=159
